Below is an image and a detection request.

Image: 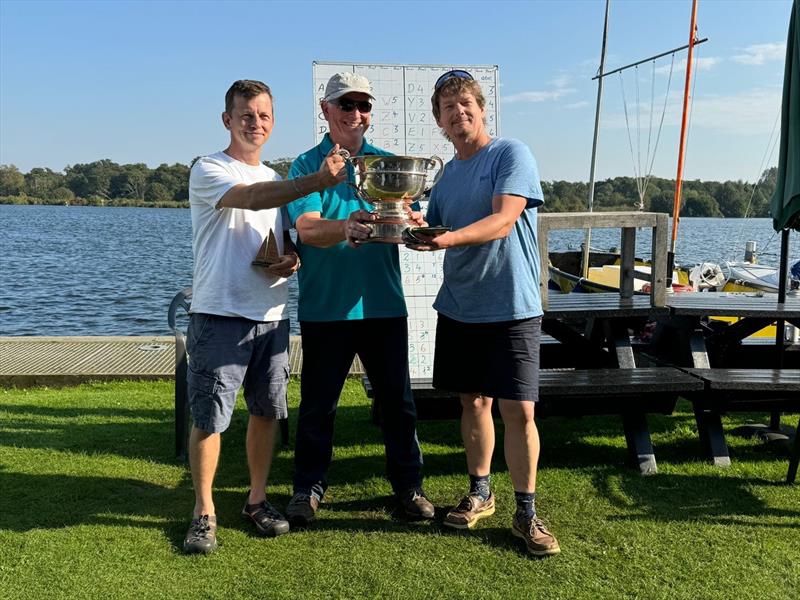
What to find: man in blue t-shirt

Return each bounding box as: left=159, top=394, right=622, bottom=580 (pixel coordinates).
left=284, top=72, right=433, bottom=525
left=408, top=70, right=560, bottom=557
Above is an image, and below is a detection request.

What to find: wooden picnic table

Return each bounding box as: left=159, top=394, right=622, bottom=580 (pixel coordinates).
left=650, top=293, right=800, bottom=467
left=538, top=211, right=669, bottom=309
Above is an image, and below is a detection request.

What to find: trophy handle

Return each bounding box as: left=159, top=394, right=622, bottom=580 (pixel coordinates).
left=337, top=149, right=363, bottom=197
left=424, top=155, right=444, bottom=194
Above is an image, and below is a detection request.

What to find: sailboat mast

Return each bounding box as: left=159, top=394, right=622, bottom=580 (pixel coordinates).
left=581, top=0, right=611, bottom=278
left=670, top=0, right=699, bottom=255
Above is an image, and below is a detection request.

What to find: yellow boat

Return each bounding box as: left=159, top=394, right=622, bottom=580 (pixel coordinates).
left=548, top=250, right=796, bottom=340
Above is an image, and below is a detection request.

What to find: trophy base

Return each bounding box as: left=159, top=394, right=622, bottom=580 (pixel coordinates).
left=362, top=221, right=412, bottom=244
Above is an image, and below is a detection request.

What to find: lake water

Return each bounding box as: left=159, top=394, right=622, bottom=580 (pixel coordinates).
left=1, top=204, right=798, bottom=336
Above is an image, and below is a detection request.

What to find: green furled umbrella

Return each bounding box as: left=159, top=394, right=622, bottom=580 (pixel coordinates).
left=771, top=0, right=800, bottom=232
left=772, top=1, right=800, bottom=485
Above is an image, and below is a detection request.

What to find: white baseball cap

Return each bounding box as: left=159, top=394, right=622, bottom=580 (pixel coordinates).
left=323, top=72, right=375, bottom=102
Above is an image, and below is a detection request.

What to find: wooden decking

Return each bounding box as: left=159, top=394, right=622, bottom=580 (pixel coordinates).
left=0, top=336, right=364, bottom=386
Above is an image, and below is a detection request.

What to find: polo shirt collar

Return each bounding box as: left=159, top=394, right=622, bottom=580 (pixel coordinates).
left=320, top=133, right=378, bottom=156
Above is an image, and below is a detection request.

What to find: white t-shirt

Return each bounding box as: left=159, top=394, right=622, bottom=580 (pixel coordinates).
left=189, top=151, right=288, bottom=322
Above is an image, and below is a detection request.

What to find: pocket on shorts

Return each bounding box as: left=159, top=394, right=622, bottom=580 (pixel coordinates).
left=187, top=365, right=222, bottom=425
left=268, top=364, right=290, bottom=406
left=188, top=366, right=219, bottom=394
left=269, top=363, right=290, bottom=390
left=186, top=314, right=211, bottom=354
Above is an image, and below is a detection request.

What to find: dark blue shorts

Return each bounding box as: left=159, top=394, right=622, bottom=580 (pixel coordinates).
left=186, top=314, right=290, bottom=433
left=432, top=314, right=542, bottom=401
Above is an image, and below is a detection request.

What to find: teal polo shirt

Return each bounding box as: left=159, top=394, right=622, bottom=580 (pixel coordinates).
left=286, top=134, right=407, bottom=322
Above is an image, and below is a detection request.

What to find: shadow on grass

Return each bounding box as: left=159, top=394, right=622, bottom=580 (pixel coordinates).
left=302, top=497, right=547, bottom=558
left=0, top=471, right=189, bottom=539
left=0, top=402, right=464, bottom=464
left=0, top=406, right=177, bottom=462
left=591, top=468, right=800, bottom=527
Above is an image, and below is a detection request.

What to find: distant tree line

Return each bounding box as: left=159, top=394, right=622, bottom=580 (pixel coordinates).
left=0, top=160, right=777, bottom=217
left=541, top=167, right=778, bottom=217
left=0, top=158, right=292, bottom=207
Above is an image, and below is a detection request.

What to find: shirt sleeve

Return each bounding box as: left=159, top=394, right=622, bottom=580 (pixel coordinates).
left=285, top=156, right=323, bottom=227
left=189, top=157, right=241, bottom=208
left=494, top=139, right=544, bottom=209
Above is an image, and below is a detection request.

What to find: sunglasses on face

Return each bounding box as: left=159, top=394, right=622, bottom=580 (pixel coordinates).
left=334, top=98, right=373, bottom=113
left=434, top=69, right=474, bottom=90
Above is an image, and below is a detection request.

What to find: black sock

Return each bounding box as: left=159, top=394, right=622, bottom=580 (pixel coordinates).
left=514, top=491, right=536, bottom=519
left=468, top=474, right=491, bottom=501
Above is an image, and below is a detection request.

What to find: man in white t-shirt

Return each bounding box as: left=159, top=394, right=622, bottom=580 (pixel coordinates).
left=183, top=79, right=346, bottom=554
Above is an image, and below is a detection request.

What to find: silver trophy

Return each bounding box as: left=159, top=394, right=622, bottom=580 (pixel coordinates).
left=341, top=151, right=443, bottom=243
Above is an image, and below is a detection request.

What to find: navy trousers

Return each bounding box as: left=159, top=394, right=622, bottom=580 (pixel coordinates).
left=293, top=317, right=423, bottom=498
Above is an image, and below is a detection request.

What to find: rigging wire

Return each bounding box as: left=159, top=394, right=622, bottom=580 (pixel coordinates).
left=636, top=64, right=642, bottom=202
left=642, top=54, right=676, bottom=206
left=733, top=107, right=782, bottom=259
left=618, top=53, right=675, bottom=210
left=734, top=106, right=781, bottom=249
left=646, top=60, right=657, bottom=188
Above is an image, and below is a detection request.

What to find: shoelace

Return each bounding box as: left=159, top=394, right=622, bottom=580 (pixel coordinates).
left=455, top=494, right=484, bottom=512
left=532, top=519, right=552, bottom=534
left=290, top=493, right=312, bottom=506
left=250, top=501, right=283, bottom=522
left=188, top=516, right=212, bottom=540
left=523, top=517, right=551, bottom=536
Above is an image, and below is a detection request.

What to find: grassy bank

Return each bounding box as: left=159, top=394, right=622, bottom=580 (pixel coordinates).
left=1, top=379, right=798, bottom=599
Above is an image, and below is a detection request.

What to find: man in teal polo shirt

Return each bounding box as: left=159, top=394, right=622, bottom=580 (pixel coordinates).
left=284, top=72, right=433, bottom=525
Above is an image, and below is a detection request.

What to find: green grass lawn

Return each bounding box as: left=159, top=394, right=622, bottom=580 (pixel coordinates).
left=1, top=379, right=798, bottom=600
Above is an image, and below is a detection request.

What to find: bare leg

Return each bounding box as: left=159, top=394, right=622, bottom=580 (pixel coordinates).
left=498, top=399, right=538, bottom=493
left=246, top=415, right=277, bottom=505
left=460, top=393, right=495, bottom=476
left=190, top=426, right=221, bottom=517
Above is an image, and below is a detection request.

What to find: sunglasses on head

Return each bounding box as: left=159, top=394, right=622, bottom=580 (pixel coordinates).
left=334, top=98, right=373, bottom=113
left=434, top=69, right=474, bottom=91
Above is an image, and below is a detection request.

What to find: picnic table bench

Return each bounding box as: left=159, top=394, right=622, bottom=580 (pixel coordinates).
left=366, top=366, right=704, bottom=475
left=680, top=368, right=800, bottom=470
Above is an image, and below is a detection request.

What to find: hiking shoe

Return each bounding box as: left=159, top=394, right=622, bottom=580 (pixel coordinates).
left=511, top=514, right=561, bottom=557
left=183, top=514, right=218, bottom=554
left=286, top=492, right=319, bottom=526
left=399, top=487, right=435, bottom=520
left=242, top=498, right=290, bottom=537
left=443, top=493, right=496, bottom=529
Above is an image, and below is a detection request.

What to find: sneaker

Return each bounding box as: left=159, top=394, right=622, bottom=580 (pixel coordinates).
left=183, top=514, right=218, bottom=554
left=443, top=493, right=495, bottom=529
left=511, top=513, right=561, bottom=556
left=242, top=498, right=290, bottom=537
left=399, top=487, right=435, bottom=520
left=286, top=492, right=319, bottom=526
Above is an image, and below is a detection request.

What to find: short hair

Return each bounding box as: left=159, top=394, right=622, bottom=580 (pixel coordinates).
left=431, top=77, right=486, bottom=121
left=224, top=80, right=273, bottom=114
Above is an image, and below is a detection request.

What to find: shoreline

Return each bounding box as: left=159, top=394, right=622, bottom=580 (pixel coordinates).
left=0, top=335, right=363, bottom=387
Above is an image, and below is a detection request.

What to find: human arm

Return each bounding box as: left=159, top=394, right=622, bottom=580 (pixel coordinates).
left=407, top=193, right=527, bottom=251
left=217, top=145, right=346, bottom=211
left=296, top=209, right=377, bottom=248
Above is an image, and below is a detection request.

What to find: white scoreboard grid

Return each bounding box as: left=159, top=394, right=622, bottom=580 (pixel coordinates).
left=311, top=62, right=501, bottom=380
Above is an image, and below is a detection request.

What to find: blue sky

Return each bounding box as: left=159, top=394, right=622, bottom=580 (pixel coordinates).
left=0, top=0, right=794, bottom=182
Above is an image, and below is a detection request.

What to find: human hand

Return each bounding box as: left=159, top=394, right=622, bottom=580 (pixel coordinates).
left=345, top=209, right=376, bottom=248
left=407, top=210, right=426, bottom=227
left=405, top=230, right=451, bottom=252
left=318, top=143, right=348, bottom=187
left=266, top=253, right=300, bottom=278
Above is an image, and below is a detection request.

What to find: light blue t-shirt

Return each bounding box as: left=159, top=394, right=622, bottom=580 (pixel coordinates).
left=285, top=134, right=407, bottom=322
left=425, top=137, right=544, bottom=323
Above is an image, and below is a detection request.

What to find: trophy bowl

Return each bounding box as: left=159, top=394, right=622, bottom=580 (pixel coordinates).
left=345, top=154, right=443, bottom=243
